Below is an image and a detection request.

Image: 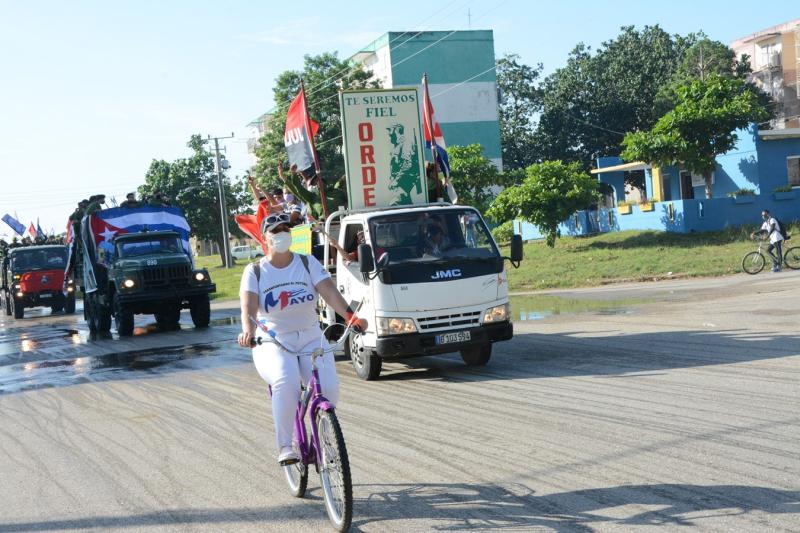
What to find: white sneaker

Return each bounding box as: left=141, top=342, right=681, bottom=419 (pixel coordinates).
left=278, top=446, right=299, bottom=465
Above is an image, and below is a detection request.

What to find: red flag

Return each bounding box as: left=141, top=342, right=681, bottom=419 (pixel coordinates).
left=235, top=215, right=266, bottom=253
left=27, top=222, right=36, bottom=238
left=284, top=88, right=319, bottom=174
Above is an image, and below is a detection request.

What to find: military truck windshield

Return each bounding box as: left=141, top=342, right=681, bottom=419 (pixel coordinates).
left=11, top=248, right=68, bottom=271
left=368, top=209, right=499, bottom=264
left=117, top=237, right=183, bottom=258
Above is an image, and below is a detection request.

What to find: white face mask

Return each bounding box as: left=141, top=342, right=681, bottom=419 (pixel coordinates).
left=269, top=231, right=292, bottom=253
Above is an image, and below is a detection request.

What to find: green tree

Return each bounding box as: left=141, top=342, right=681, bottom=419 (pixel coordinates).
left=654, top=38, right=757, bottom=114
left=535, top=26, right=698, bottom=167
left=487, top=161, right=597, bottom=247
left=448, top=144, right=503, bottom=214
left=140, top=135, right=251, bottom=264
left=622, top=75, right=770, bottom=199
left=253, top=53, right=379, bottom=190
left=496, top=54, right=543, bottom=170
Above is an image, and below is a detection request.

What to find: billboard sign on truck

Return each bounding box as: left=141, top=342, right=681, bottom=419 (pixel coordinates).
left=340, top=88, right=428, bottom=209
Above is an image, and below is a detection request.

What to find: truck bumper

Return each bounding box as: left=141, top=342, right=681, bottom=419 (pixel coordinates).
left=374, top=321, right=513, bottom=358
left=18, top=291, right=67, bottom=309
left=116, top=284, right=216, bottom=306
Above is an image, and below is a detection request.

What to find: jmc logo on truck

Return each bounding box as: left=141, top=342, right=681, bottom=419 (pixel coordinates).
left=431, top=269, right=462, bottom=280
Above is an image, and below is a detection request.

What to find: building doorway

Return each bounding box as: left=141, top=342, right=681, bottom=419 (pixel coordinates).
left=679, top=171, right=695, bottom=200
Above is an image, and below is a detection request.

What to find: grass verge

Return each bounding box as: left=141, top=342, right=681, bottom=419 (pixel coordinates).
left=197, top=223, right=798, bottom=300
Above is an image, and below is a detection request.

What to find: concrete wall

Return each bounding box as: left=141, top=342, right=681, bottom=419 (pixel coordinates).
left=756, top=135, right=800, bottom=192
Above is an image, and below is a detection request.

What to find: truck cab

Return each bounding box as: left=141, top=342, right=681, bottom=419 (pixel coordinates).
left=1, top=245, right=76, bottom=319
left=322, top=203, right=522, bottom=380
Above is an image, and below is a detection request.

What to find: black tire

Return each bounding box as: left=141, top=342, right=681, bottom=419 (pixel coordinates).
left=316, top=410, right=352, bottom=532
left=155, top=306, right=181, bottom=330
left=65, top=294, right=76, bottom=314
left=283, top=460, right=308, bottom=498
left=12, top=297, right=23, bottom=319
left=114, top=296, right=134, bottom=337
left=348, top=333, right=381, bottom=380
left=742, top=251, right=766, bottom=275
left=783, top=246, right=800, bottom=270
left=189, top=294, right=211, bottom=328
left=460, top=344, right=492, bottom=366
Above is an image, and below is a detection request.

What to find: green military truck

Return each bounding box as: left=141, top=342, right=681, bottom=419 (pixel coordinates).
left=77, top=206, right=215, bottom=336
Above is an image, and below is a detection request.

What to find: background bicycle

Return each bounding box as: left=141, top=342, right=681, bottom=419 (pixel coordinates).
left=742, top=236, right=800, bottom=274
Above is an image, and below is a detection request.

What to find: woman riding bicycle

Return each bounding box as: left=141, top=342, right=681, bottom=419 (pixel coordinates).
left=237, top=212, right=367, bottom=465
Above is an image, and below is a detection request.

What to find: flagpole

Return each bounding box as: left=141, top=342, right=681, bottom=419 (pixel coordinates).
left=423, top=74, right=442, bottom=202
left=300, top=79, right=330, bottom=220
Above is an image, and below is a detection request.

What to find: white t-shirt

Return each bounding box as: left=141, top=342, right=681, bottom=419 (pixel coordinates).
left=761, top=217, right=784, bottom=244
left=240, top=253, right=331, bottom=334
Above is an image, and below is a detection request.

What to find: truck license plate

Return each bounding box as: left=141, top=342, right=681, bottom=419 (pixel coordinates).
left=39, top=292, right=52, bottom=299
left=435, top=331, right=471, bottom=345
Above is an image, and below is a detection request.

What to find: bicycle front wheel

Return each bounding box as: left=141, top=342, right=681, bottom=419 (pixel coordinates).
left=742, top=251, right=766, bottom=274
left=783, top=246, right=800, bottom=270
left=316, top=409, right=353, bottom=532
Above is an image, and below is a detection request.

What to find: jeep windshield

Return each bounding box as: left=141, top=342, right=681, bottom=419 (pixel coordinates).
left=368, top=208, right=499, bottom=264
left=11, top=248, right=68, bottom=271
left=117, top=236, right=183, bottom=258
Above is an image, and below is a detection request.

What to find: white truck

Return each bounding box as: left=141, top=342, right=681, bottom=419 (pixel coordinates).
left=319, top=202, right=523, bottom=380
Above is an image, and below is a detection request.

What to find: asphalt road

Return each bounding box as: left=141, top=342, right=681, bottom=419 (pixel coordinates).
left=1, top=271, right=798, bottom=532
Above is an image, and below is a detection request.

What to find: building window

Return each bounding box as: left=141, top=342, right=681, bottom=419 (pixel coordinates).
left=789, top=156, right=800, bottom=187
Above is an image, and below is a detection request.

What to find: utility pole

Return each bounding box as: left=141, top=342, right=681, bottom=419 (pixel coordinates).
left=207, top=132, right=235, bottom=268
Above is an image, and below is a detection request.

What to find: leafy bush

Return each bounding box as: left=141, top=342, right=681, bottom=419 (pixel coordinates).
left=491, top=220, right=515, bottom=244
left=727, top=188, right=756, bottom=197
left=773, top=184, right=794, bottom=193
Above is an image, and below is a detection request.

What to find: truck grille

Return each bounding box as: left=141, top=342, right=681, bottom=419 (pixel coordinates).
left=417, top=311, right=481, bottom=330
left=140, top=265, right=190, bottom=289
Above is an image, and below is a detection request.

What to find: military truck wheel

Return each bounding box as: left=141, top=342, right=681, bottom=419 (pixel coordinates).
left=155, top=307, right=181, bottom=331
left=460, top=344, right=492, bottom=367
left=12, top=297, right=24, bottom=319
left=65, top=294, right=76, bottom=314
left=189, top=295, right=211, bottom=328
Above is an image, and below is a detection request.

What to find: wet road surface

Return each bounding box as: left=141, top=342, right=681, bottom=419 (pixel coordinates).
left=0, top=272, right=799, bottom=531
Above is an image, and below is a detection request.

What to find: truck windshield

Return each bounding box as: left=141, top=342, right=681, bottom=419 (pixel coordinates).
left=117, top=237, right=183, bottom=257
left=11, top=248, right=67, bottom=271
left=368, top=209, right=499, bottom=264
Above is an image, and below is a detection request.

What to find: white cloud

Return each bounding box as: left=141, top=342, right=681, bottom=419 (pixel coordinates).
left=239, top=18, right=382, bottom=51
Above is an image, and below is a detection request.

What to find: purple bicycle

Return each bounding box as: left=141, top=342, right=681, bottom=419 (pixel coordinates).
left=249, top=319, right=355, bottom=532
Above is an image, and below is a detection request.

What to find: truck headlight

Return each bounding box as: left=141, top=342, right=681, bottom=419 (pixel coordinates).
left=122, top=279, right=135, bottom=289
left=16, top=291, right=24, bottom=298
left=483, top=303, right=510, bottom=323
left=377, top=317, right=417, bottom=336
left=194, top=271, right=206, bottom=282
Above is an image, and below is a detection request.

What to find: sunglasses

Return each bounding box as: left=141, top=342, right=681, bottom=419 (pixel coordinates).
left=262, top=213, right=290, bottom=233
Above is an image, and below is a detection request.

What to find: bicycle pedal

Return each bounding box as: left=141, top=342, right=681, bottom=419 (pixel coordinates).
left=279, top=457, right=300, bottom=466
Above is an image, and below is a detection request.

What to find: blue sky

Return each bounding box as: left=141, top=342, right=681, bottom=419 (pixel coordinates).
left=1, top=0, right=797, bottom=235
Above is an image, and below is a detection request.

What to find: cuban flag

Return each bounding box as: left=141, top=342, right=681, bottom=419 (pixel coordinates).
left=89, top=206, right=192, bottom=266
left=421, top=75, right=457, bottom=203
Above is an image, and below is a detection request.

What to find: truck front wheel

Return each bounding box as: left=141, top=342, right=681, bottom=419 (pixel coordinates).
left=460, top=344, right=492, bottom=367
left=349, top=335, right=381, bottom=380
left=12, top=297, right=24, bottom=319
left=189, top=295, right=211, bottom=328
left=114, top=297, right=134, bottom=337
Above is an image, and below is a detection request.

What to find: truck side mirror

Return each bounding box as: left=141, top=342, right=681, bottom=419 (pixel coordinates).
left=358, top=244, right=375, bottom=273
left=510, top=234, right=523, bottom=263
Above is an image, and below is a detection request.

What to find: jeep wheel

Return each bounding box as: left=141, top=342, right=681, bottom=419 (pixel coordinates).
left=65, top=294, right=76, bottom=314
left=460, top=344, right=492, bottom=367
left=348, top=334, right=381, bottom=380
left=113, top=294, right=134, bottom=336
left=189, top=295, right=211, bottom=328
left=12, top=297, right=24, bottom=319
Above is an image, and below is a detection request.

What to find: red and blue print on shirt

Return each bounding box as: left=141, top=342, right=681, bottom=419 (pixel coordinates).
left=264, top=287, right=313, bottom=313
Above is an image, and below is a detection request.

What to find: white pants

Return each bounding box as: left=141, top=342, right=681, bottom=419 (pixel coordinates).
left=251, top=327, right=340, bottom=451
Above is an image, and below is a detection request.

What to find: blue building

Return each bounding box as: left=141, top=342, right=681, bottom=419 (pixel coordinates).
left=516, top=125, right=800, bottom=239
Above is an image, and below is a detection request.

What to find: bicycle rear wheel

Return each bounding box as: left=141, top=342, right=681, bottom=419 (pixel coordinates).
left=316, top=409, right=352, bottom=532
left=283, top=460, right=308, bottom=498
left=742, top=251, right=766, bottom=274
left=783, top=246, right=800, bottom=270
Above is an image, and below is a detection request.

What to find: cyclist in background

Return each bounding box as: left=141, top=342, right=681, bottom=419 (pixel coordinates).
left=751, top=209, right=784, bottom=272
left=237, top=212, right=367, bottom=465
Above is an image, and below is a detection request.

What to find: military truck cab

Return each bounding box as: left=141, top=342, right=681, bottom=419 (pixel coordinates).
left=1, top=245, right=76, bottom=319
left=80, top=207, right=215, bottom=336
